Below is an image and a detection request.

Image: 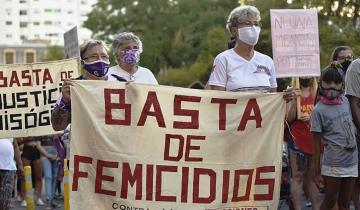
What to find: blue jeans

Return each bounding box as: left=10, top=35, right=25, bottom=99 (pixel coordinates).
left=41, top=146, right=58, bottom=205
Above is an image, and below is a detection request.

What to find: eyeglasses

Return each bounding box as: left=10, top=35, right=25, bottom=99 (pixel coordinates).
left=83, top=54, right=109, bottom=62
left=238, top=21, right=262, bottom=28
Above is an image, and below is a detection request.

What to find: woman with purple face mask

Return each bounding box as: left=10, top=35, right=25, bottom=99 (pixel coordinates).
left=51, top=39, right=110, bottom=131
left=108, top=32, right=158, bottom=84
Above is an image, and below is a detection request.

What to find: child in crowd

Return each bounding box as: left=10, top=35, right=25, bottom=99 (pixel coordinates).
left=311, top=65, right=358, bottom=210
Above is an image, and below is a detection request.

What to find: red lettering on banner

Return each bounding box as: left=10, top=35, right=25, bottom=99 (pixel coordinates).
left=60, top=71, right=74, bottom=81
left=164, top=134, right=185, bottom=161
left=193, top=168, right=216, bottom=203
left=137, top=91, right=166, bottom=127
left=146, top=165, right=154, bottom=201
left=185, top=135, right=205, bottom=162
left=103, top=89, right=265, bottom=132
left=72, top=155, right=93, bottom=191
left=70, top=155, right=277, bottom=203
left=43, top=68, right=53, bottom=84
left=238, top=98, right=262, bottom=131
left=181, top=167, right=189, bottom=203
left=9, top=71, right=20, bottom=87
left=173, top=95, right=201, bottom=129
left=32, top=69, right=42, bottom=85
left=22, top=70, right=31, bottom=86
left=0, top=71, right=7, bottom=87
left=120, top=163, right=142, bottom=200
left=254, top=166, right=275, bottom=201
left=104, top=89, right=131, bottom=125
left=68, top=70, right=74, bottom=79
left=222, top=170, right=230, bottom=203
left=156, top=165, right=177, bottom=202
left=95, top=160, right=118, bottom=196
left=211, top=98, right=237, bottom=130
left=0, top=68, right=59, bottom=87
left=232, top=169, right=253, bottom=202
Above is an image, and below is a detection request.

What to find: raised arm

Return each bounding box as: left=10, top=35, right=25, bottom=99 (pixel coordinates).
left=51, top=80, right=72, bottom=131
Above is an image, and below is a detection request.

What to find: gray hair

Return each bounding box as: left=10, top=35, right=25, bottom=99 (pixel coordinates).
left=80, top=39, right=109, bottom=59
left=226, top=5, right=261, bottom=33
left=112, top=32, right=143, bottom=56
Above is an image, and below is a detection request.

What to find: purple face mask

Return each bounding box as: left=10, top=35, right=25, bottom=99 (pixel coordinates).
left=122, top=49, right=140, bottom=65
left=83, top=60, right=110, bottom=77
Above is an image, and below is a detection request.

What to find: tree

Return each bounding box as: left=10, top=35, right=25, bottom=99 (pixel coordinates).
left=84, top=0, right=239, bottom=76
left=43, top=46, right=65, bottom=62
left=85, top=0, right=360, bottom=88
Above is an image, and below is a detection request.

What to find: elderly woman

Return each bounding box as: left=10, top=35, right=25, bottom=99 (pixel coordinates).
left=108, top=32, right=158, bottom=84
left=207, top=5, right=277, bottom=92
left=206, top=5, right=294, bottom=100
left=51, top=39, right=110, bottom=131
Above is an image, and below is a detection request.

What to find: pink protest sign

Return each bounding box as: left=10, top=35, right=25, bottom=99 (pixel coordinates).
left=270, top=9, right=320, bottom=78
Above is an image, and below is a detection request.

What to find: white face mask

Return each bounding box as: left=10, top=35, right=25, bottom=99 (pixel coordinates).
left=237, top=26, right=261, bottom=46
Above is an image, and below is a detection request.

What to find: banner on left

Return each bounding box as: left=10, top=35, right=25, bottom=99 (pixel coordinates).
left=0, top=58, right=79, bottom=138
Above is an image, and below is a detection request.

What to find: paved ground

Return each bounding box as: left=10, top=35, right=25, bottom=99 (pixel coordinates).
left=10, top=195, right=64, bottom=210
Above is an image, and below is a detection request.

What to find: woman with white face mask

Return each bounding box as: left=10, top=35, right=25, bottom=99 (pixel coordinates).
left=206, top=5, right=295, bottom=101
left=108, top=32, right=158, bottom=85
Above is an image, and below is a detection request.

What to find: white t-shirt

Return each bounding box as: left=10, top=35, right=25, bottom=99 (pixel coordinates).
left=108, top=65, right=158, bottom=85
left=0, top=138, right=17, bottom=170
left=208, top=49, right=277, bottom=92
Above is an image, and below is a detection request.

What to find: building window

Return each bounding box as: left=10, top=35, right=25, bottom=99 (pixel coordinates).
left=20, top=35, right=26, bottom=40
left=4, top=50, right=15, bottom=64
left=20, top=22, right=28, bottom=28
left=19, top=10, right=27, bottom=15
left=25, top=50, right=36, bottom=63
left=54, top=9, right=61, bottom=13
left=33, top=21, right=40, bottom=26
left=67, top=10, right=74, bottom=14
left=6, top=34, right=12, bottom=38
left=54, top=21, right=61, bottom=25
left=44, top=21, right=52, bottom=25
left=33, top=9, right=39, bottom=14
left=44, top=8, right=52, bottom=13
left=6, top=21, right=12, bottom=25
left=34, top=34, right=40, bottom=38
left=19, top=0, right=26, bottom=3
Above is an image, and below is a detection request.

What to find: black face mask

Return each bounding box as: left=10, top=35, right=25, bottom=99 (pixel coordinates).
left=341, top=59, right=352, bottom=74
left=299, top=78, right=311, bottom=87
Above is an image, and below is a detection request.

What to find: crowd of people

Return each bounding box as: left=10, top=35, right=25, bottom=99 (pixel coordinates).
left=1, top=4, right=360, bottom=210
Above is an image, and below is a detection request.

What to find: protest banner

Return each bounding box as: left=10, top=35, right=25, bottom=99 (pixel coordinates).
left=0, top=58, right=79, bottom=138
left=270, top=9, right=321, bottom=77
left=64, top=26, right=80, bottom=59
left=70, top=81, right=286, bottom=210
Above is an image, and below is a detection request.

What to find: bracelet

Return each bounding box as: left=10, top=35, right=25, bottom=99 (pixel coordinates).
left=58, top=98, right=72, bottom=112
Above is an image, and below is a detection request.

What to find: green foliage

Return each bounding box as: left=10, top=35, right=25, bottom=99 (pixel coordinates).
left=43, top=46, right=65, bottom=62
left=85, top=0, right=360, bottom=87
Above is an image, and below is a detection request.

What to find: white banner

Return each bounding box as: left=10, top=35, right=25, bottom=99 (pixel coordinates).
left=271, top=9, right=321, bottom=77
left=0, top=58, right=79, bottom=138
left=70, top=81, right=286, bottom=210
